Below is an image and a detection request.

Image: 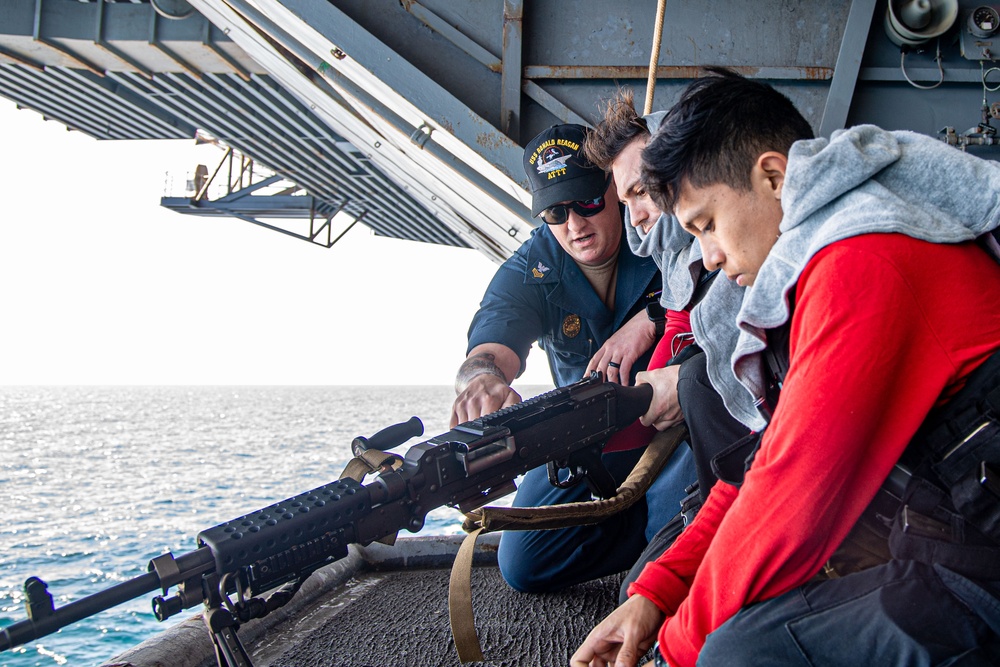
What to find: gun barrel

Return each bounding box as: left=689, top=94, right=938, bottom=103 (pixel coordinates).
left=0, top=547, right=215, bottom=652
left=0, top=571, right=160, bottom=651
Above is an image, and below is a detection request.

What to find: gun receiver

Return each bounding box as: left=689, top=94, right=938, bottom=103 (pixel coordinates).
left=0, top=373, right=651, bottom=665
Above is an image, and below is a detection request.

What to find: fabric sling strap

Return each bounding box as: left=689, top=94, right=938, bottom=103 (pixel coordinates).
left=338, top=448, right=405, bottom=546
left=448, top=424, right=687, bottom=662
left=449, top=525, right=486, bottom=662
left=339, top=447, right=404, bottom=483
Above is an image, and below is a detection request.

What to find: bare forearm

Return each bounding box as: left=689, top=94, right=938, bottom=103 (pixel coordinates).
left=455, top=343, right=521, bottom=393
left=455, top=352, right=509, bottom=394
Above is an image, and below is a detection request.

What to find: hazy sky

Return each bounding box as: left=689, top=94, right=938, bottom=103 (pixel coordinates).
left=0, top=100, right=554, bottom=387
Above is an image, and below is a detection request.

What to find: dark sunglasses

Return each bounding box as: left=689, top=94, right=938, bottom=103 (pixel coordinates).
left=538, top=193, right=607, bottom=225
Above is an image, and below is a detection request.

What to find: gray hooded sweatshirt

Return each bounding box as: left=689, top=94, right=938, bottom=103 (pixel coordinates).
left=693, top=124, right=1000, bottom=431
left=624, top=111, right=705, bottom=311
left=627, top=110, right=756, bottom=428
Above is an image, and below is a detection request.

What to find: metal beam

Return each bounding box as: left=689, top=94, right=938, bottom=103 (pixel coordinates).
left=396, top=0, right=584, bottom=130
left=522, top=65, right=834, bottom=80
left=94, top=0, right=154, bottom=79
left=259, top=0, right=525, bottom=184
left=402, top=1, right=500, bottom=72
left=819, top=0, right=878, bottom=138
left=33, top=0, right=105, bottom=76
left=500, top=0, right=523, bottom=142
left=521, top=80, right=591, bottom=127
left=0, top=45, right=45, bottom=70
left=859, top=67, right=986, bottom=83
left=148, top=9, right=202, bottom=79
left=0, top=64, right=189, bottom=138
left=202, top=19, right=252, bottom=82
left=187, top=0, right=528, bottom=260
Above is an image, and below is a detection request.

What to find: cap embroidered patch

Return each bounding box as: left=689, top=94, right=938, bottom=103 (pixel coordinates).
left=562, top=314, right=581, bottom=338
left=532, top=143, right=576, bottom=181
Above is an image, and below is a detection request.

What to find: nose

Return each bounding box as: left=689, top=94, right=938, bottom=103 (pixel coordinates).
left=629, top=203, right=649, bottom=228
left=566, top=210, right=589, bottom=232
left=701, top=237, right=725, bottom=271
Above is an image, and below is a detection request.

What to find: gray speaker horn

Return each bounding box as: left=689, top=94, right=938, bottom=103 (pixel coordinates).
left=885, top=0, right=959, bottom=46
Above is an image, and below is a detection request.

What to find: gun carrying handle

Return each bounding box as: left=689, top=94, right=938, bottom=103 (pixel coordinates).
left=352, top=416, right=423, bottom=456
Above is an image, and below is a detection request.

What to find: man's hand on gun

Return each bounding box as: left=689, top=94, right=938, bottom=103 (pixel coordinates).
left=570, top=594, right=665, bottom=667
left=636, top=366, right=684, bottom=431
left=451, top=344, right=524, bottom=427
left=586, top=310, right=657, bottom=385
left=450, top=373, right=522, bottom=427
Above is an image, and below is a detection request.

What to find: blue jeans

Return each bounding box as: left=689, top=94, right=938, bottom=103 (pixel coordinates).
left=497, top=443, right=696, bottom=592
left=698, top=559, right=1000, bottom=666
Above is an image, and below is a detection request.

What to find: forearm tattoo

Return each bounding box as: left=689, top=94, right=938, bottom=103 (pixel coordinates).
left=455, top=352, right=509, bottom=394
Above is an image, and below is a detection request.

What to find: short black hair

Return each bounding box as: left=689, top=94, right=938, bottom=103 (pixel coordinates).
left=641, top=67, right=814, bottom=213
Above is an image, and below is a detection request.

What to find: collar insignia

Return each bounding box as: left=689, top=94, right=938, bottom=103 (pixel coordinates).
left=531, top=261, right=550, bottom=279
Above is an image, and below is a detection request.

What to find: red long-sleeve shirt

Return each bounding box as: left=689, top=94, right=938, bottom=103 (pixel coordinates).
left=604, top=308, right=694, bottom=453
left=629, top=234, right=1000, bottom=666
left=648, top=308, right=694, bottom=370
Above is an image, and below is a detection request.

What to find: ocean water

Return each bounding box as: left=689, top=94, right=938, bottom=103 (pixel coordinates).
left=0, top=385, right=549, bottom=667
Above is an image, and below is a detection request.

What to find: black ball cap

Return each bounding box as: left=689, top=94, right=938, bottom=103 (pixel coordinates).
left=523, top=124, right=608, bottom=217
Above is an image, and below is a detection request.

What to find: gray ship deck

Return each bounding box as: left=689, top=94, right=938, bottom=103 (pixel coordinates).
left=103, top=535, right=628, bottom=667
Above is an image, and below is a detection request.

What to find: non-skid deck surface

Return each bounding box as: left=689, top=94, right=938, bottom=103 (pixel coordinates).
left=266, top=566, right=625, bottom=667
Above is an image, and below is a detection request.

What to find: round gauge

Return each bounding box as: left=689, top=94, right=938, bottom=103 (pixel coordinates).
left=969, top=5, right=1000, bottom=38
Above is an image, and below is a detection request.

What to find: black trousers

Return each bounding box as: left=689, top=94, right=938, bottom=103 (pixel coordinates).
left=619, top=350, right=751, bottom=602
left=678, top=350, right=753, bottom=502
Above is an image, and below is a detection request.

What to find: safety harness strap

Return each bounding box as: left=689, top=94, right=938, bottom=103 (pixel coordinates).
left=888, top=350, right=1000, bottom=578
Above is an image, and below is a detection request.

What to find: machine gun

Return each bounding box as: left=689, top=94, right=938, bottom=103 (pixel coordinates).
left=0, top=373, right=651, bottom=666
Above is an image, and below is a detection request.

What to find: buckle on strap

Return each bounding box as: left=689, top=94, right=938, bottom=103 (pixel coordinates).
left=901, top=505, right=957, bottom=542
left=981, top=461, right=1000, bottom=498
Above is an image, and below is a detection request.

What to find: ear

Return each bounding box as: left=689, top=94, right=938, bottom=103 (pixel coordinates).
left=753, top=152, right=788, bottom=200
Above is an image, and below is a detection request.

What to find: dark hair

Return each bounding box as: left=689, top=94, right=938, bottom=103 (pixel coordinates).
left=641, top=67, right=814, bottom=213
left=583, top=88, right=650, bottom=170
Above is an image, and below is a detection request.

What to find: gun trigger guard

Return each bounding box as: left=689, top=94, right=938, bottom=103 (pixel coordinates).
left=546, top=460, right=585, bottom=490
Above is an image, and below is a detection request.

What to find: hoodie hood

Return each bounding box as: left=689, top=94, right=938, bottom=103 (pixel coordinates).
left=623, top=110, right=703, bottom=310
left=626, top=212, right=703, bottom=310
left=698, top=125, right=1000, bottom=427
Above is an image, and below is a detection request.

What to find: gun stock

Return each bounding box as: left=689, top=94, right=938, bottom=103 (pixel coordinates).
left=0, top=373, right=650, bottom=665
